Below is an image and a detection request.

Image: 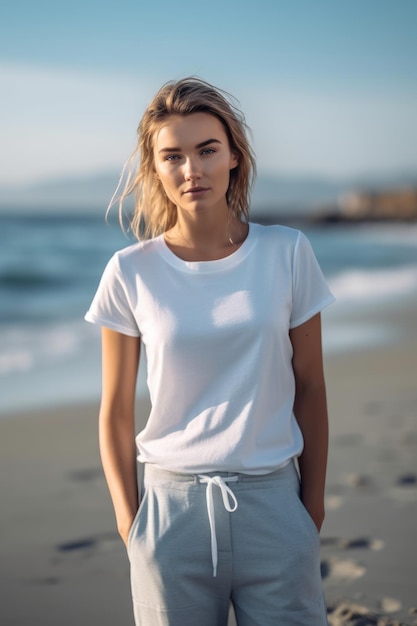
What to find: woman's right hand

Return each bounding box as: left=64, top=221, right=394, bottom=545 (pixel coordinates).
left=118, top=510, right=137, bottom=547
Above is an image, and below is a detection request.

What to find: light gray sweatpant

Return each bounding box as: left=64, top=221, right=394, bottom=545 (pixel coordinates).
left=127, top=460, right=328, bottom=626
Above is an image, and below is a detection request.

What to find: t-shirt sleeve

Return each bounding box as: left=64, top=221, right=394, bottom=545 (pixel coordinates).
left=84, top=253, right=140, bottom=337
left=289, top=231, right=335, bottom=329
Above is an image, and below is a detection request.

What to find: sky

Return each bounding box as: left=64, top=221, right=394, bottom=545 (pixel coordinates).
left=1, top=0, right=417, bottom=186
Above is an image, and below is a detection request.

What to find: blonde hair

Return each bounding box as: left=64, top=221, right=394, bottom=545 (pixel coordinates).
left=109, top=77, right=256, bottom=240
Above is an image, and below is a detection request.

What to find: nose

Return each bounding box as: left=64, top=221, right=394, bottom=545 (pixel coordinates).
left=183, top=156, right=202, bottom=181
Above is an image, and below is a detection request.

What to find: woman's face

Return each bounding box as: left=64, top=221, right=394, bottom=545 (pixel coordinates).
left=153, top=112, right=238, bottom=217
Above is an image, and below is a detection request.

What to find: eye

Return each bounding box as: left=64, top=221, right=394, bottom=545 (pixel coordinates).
left=165, top=154, right=181, bottom=161
left=201, top=148, right=215, bottom=156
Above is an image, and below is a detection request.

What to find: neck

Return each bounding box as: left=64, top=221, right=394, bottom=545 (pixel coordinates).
left=164, top=211, right=249, bottom=262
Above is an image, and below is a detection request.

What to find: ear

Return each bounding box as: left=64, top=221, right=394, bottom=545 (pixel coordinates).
left=230, top=151, right=239, bottom=170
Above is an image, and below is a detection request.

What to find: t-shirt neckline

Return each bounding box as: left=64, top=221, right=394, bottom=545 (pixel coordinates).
left=156, top=223, right=258, bottom=274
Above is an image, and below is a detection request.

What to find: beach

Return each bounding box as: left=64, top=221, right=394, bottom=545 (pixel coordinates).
left=322, top=307, right=417, bottom=625
left=1, top=216, right=417, bottom=625
left=1, top=300, right=416, bottom=626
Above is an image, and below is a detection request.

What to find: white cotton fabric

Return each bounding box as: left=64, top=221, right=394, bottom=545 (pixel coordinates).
left=85, top=223, right=335, bottom=474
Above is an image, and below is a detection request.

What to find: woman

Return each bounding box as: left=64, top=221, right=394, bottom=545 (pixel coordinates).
left=85, top=77, right=334, bottom=626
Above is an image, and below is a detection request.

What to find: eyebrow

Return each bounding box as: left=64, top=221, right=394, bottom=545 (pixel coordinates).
left=158, top=138, right=222, bottom=154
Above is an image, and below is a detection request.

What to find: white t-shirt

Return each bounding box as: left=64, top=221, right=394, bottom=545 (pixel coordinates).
left=85, top=223, right=334, bottom=474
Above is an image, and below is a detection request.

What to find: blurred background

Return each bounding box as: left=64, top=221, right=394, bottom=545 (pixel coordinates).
left=1, top=0, right=416, bottom=413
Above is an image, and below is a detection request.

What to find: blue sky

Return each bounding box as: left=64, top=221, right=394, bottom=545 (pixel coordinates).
left=1, top=0, right=416, bottom=185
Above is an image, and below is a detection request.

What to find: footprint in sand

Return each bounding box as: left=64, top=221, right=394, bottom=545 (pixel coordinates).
left=378, top=597, right=402, bottom=613
left=327, top=601, right=374, bottom=625
left=392, top=473, right=417, bottom=502
left=344, top=473, right=373, bottom=488
left=57, top=537, right=98, bottom=552
left=56, top=532, right=119, bottom=556
left=327, top=600, right=404, bottom=626
left=321, top=536, right=384, bottom=551
left=396, top=473, right=417, bottom=486
left=68, top=467, right=104, bottom=482
left=321, top=557, right=366, bottom=581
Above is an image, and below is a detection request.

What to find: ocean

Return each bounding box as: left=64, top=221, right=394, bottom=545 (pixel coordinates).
left=1, top=213, right=416, bottom=415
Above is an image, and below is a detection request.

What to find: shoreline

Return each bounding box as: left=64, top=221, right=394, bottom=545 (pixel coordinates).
left=1, top=314, right=417, bottom=624
left=1, top=293, right=415, bottom=420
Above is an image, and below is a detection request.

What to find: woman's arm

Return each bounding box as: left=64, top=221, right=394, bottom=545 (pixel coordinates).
left=289, top=313, right=329, bottom=532
left=99, top=327, right=141, bottom=546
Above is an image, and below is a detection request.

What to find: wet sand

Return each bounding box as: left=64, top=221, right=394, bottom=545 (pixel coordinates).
left=1, top=308, right=416, bottom=625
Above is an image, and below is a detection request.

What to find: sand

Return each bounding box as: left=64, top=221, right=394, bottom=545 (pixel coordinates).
left=1, top=307, right=416, bottom=625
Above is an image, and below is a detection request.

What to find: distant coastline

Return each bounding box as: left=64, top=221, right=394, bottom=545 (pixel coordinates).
left=255, top=185, right=417, bottom=225
left=1, top=171, right=417, bottom=224
left=312, top=186, right=417, bottom=223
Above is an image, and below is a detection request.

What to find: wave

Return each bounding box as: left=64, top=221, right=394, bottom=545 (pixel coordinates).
left=0, top=268, right=73, bottom=290
left=0, top=319, right=147, bottom=415
left=0, top=320, right=99, bottom=377
left=328, top=264, right=417, bottom=302
left=1, top=264, right=416, bottom=375
left=1, top=263, right=416, bottom=414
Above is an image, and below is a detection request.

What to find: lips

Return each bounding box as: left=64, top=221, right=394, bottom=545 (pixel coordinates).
left=183, top=186, right=209, bottom=194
